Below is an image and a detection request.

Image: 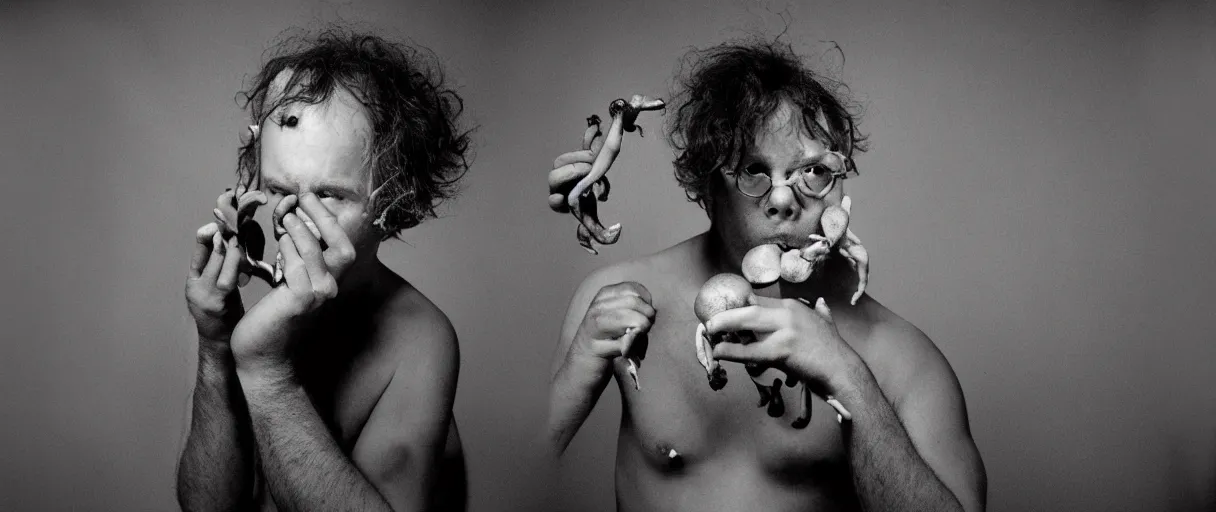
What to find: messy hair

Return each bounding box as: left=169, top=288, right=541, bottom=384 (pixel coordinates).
left=667, top=38, right=868, bottom=207
left=235, top=27, right=472, bottom=240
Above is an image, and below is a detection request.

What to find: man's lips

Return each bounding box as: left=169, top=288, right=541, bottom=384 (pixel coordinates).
left=762, top=237, right=810, bottom=252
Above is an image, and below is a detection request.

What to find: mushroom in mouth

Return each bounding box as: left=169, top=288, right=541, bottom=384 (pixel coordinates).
left=739, top=196, right=870, bottom=305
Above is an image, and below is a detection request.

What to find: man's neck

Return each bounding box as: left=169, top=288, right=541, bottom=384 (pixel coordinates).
left=335, top=249, right=385, bottom=301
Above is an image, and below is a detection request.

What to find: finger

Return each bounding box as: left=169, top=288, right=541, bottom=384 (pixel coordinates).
left=272, top=194, right=299, bottom=237
left=603, top=281, right=653, bottom=305
left=595, top=309, right=652, bottom=339
left=199, top=231, right=227, bottom=282
left=216, top=188, right=236, bottom=214
left=215, top=235, right=245, bottom=289
left=596, top=294, right=656, bottom=319
left=549, top=193, right=570, bottom=213
left=704, top=305, right=782, bottom=335
left=215, top=237, right=244, bottom=291
left=554, top=149, right=597, bottom=169
left=276, top=231, right=312, bottom=291
left=710, top=340, right=778, bottom=364
left=190, top=224, right=220, bottom=277
left=283, top=212, right=327, bottom=275
left=750, top=295, right=785, bottom=307
left=549, top=162, right=593, bottom=193
left=296, top=193, right=348, bottom=248
left=195, top=222, right=220, bottom=244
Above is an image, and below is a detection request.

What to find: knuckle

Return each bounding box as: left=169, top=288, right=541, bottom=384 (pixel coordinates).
left=334, top=245, right=356, bottom=265
left=315, top=277, right=339, bottom=299
left=284, top=259, right=305, bottom=276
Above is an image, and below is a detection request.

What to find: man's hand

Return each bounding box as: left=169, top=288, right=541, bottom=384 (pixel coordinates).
left=547, top=279, right=655, bottom=454
left=704, top=296, right=861, bottom=394
left=185, top=222, right=246, bottom=343
left=568, top=282, right=655, bottom=373
left=548, top=141, right=596, bottom=214
left=230, top=193, right=356, bottom=373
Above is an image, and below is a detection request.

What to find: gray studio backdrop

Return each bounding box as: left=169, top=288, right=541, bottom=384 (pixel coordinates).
left=2, top=0, right=1213, bottom=511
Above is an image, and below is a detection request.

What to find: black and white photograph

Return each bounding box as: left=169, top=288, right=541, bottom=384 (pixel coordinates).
left=2, top=0, right=1213, bottom=511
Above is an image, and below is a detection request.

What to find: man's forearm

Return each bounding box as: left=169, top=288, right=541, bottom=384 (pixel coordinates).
left=177, top=340, right=256, bottom=512
left=547, top=352, right=613, bottom=454
left=832, top=362, right=964, bottom=512
left=238, top=367, right=393, bottom=512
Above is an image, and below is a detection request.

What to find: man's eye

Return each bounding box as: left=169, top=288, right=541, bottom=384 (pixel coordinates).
left=808, top=165, right=828, bottom=176
left=743, top=163, right=767, bottom=176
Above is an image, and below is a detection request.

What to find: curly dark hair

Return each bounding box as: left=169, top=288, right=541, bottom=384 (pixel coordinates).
left=666, top=38, right=868, bottom=208
left=234, top=28, right=472, bottom=240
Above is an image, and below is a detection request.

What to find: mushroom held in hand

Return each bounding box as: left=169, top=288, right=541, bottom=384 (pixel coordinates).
left=556, top=94, right=665, bottom=255
left=211, top=184, right=277, bottom=286
left=692, top=273, right=811, bottom=426
left=692, top=273, right=756, bottom=390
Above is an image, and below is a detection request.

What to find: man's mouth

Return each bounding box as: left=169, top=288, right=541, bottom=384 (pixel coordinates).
left=764, top=237, right=809, bottom=253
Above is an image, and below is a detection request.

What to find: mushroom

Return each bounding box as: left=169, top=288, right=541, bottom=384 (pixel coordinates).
left=211, top=184, right=276, bottom=286
left=739, top=196, right=870, bottom=305
left=557, top=95, right=665, bottom=254
left=693, top=273, right=756, bottom=390
left=692, top=275, right=853, bottom=427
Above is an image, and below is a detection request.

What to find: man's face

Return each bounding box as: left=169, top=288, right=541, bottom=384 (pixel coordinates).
left=709, top=100, right=847, bottom=267
left=257, top=75, right=379, bottom=258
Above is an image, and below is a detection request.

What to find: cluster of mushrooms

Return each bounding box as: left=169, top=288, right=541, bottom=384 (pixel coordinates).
left=691, top=197, right=867, bottom=427
left=550, top=96, right=871, bottom=427
left=549, top=95, right=665, bottom=255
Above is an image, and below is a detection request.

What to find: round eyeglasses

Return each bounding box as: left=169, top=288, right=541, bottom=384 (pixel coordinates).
left=729, top=150, right=858, bottom=199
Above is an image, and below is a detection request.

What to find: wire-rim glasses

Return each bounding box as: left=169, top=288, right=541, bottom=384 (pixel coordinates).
left=728, top=150, right=859, bottom=199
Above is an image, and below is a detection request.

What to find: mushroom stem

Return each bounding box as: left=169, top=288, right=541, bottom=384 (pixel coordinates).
left=565, top=96, right=664, bottom=251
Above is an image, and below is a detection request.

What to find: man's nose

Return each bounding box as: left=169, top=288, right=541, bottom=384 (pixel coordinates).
left=765, top=184, right=799, bottom=220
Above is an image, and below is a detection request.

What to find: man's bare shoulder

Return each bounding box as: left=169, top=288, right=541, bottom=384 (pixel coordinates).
left=574, top=234, right=708, bottom=297
left=852, top=297, right=959, bottom=410
left=368, top=265, right=458, bottom=363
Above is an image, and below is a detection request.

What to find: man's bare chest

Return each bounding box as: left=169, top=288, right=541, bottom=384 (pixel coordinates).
left=612, top=303, right=852, bottom=476
left=291, top=336, right=396, bottom=449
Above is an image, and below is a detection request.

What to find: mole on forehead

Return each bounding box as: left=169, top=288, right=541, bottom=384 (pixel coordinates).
left=272, top=96, right=369, bottom=133
left=266, top=68, right=370, bottom=132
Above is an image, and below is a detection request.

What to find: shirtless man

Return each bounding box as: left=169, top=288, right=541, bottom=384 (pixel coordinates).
left=547, top=40, right=987, bottom=511
left=178, top=30, right=470, bottom=511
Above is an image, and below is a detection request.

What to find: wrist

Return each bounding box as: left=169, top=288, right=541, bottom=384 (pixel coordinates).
left=196, top=339, right=236, bottom=378
left=825, top=353, right=873, bottom=402
left=567, top=341, right=614, bottom=374
left=234, top=356, right=295, bottom=390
